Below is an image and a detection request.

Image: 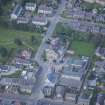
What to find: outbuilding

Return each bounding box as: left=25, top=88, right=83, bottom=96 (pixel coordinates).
left=25, top=3, right=36, bottom=11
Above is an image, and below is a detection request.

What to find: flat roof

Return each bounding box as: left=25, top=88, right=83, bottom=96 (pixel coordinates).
left=67, top=58, right=84, bottom=66
left=62, top=66, right=83, bottom=77
left=57, top=77, right=82, bottom=89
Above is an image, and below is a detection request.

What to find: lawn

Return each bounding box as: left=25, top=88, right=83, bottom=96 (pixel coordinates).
left=54, top=22, right=90, bottom=40
left=1, top=70, right=22, bottom=78
left=0, top=27, right=42, bottom=63
left=71, top=41, right=95, bottom=56
left=54, top=23, right=95, bottom=56
left=53, top=22, right=74, bottom=36
left=0, top=27, right=42, bottom=50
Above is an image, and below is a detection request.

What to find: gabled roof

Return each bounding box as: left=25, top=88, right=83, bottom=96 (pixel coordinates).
left=12, top=4, right=22, bottom=15
left=38, top=5, right=53, bottom=11
left=57, top=77, right=81, bottom=89
left=26, top=2, right=36, bottom=7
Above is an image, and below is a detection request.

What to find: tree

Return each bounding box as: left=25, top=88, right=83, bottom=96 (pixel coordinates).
left=31, top=35, right=36, bottom=44
left=92, top=34, right=103, bottom=48
left=0, top=6, right=3, bottom=16
left=0, top=47, right=8, bottom=57
left=14, top=38, right=23, bottom=46
left=87, top=33, right=93, bottom=42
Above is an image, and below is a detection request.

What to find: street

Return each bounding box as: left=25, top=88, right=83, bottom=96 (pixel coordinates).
left=0, top=0, right=67, bottom=104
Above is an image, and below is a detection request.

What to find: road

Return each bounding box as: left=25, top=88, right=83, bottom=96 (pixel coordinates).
left=35, top=0, right=66, bottom=62
left=0, top=0, right=67, bottom=104
left=35, top=98, right=70, bottom=105
left=0, top=0, right=94, bottom=104
left=32, top=0, right=67, bottom=99
left=33, top=0, right=94, bottom=103
left=34, top=17, right=59, bottom=62
left=0, top=0, right=93, bottom=104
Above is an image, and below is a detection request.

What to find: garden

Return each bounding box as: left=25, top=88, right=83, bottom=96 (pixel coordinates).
left=54, top=22, right=96, bottom=56
left=0, top=26, right=42, bottom=63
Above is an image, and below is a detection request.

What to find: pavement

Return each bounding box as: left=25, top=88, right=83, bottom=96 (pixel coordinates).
left=0, top=0, right=67, bottom=104
left=0, top=0, right=91, bottom=104
left=34, top=0, right=66, bottom=62
left=32, top=0, right=67, bottom=100
left=35, top=98, right=70, bottom=105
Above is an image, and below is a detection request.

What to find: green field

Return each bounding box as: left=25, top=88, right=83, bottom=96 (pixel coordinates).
left=1, top=70, right=22, bottom=78
left=0, top=27, right=42, bottom=48
left=54, top=23, right=96, bottom=56
left=71, top=41, right=95, bottom=56
left=0, top=27, right=42, bottom=63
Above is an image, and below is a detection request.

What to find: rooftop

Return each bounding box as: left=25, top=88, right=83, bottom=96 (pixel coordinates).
left=47, top=72, right=61, bottom=84
left=38, top=5, right=53, bottom=11
left=36, top=99, right=70, bottom=105
left=57, top=77, right=81, bottom=90
left=12, top=4, right=22, bottom=15
left=0, top=77, right=35, bottom=88
left=25, top=2, right=36, bottom=7
left=17, top=16, right=30, bottom=24
left=63, top=57, right=88, bottom=79
left=32, top=15, right=47, bottom=22
left=67, top=58, right=84, bottom=67
left=62, top=66, right=83, bottom=79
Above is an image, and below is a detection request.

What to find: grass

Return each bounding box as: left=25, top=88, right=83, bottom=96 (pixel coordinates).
left=71, top=41, right=95, bottom=56
left=81, top=1, right=104, bottom=12
left=0, top=27, right=42, bottom=50
left=1, top=70, right=22, bottom=78
left=0, top=27, right=42, bottom=48
left=54, top=22, right=91, bottom=42
left=54, top=22, right=96, bottom=56
left=53, top=22, right=74, bottom=36
left=0, top=27, right=42, bottom=63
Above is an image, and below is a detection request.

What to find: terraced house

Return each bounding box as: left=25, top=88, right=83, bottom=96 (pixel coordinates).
left=84, top=0, right=105, bottom=5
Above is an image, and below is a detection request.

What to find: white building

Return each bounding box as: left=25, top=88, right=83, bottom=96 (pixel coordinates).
left=38, top=5, right=53, bottom=15
left=11, top=5, right=22, bottom=20
left=17, top=17, right=29, bottom=24
left=25, top=3, right=36, bottom=11
left=83, top=0, right=95, bottom=3
left=96, top=0, right=105, bottom=5
left=83, top=0, right=105, bottom=5
left=32, top=15, right=48, bottom=26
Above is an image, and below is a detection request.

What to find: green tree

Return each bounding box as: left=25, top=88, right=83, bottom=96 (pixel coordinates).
left=14, top=38, right=23, bottom=46
left=0, top=6, right=3, bottom=16
left=0, top=47, right=8, bottom=57
left=31, top=35, right=36, bottom=44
